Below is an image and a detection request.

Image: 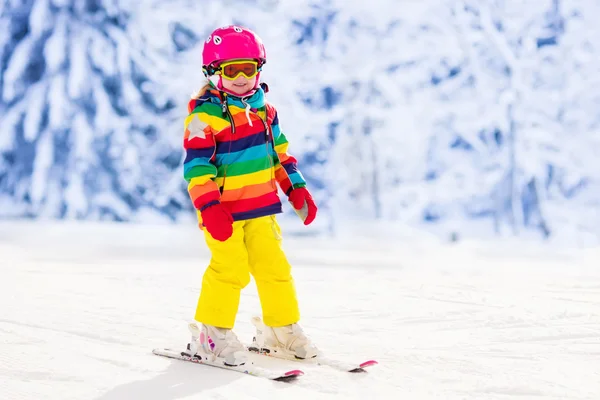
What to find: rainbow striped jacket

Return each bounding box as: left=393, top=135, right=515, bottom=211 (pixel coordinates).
left=183, top=85, right=307, bottom=221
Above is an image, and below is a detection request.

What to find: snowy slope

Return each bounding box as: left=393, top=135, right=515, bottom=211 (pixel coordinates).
left=1, top=221, right=599, bottom=399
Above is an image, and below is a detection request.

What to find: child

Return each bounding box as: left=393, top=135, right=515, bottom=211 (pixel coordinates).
left=182, top=25, right=319, bottom=367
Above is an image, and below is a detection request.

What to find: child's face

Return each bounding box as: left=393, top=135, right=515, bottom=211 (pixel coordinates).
left=221, top=74, right=257, bottom=96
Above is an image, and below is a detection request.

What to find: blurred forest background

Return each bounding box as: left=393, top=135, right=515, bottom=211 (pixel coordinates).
left=1, top=0, right=599, bottom=244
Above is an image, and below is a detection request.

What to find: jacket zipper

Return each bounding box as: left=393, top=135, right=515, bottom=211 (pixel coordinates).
left=257, top=112, right=278, bottom=191
left=220, top=96, right=279, bottom=194
left=219, top=95, right=234, bottom=193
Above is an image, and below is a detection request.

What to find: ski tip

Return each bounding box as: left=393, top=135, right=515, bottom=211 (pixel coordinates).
left=273, top=369, right=304, bottom=382
left=359, top=360, right=378, bottom=368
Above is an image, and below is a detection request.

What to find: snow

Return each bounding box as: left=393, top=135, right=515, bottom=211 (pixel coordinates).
left=2, top=34, right=33, bottom=103
left=1, top=221, right=599, bottom=399
left=29, top=124, right=52, bottom=208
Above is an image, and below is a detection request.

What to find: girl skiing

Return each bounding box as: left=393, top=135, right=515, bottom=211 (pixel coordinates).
left=182, top=25, right=318, bottom=366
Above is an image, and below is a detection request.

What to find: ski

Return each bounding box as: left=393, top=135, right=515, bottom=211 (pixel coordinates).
left=317, top=356, right=378, bottom=372
left=152, top=347, right=304, bottom=382
left=246, top=340, right=378, bottom=373
left=248, top=316, right=378, bottom=373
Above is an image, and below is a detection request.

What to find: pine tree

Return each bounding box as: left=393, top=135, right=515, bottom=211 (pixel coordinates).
left=0, top=0, right=191, bottom=221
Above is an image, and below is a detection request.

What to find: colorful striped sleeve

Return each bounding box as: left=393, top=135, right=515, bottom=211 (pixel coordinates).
left=269, top=107, right=307, bottom=196
left=183, top=105, right=221, bottom=210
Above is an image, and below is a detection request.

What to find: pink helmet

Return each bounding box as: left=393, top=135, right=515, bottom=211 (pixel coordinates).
left=202, top=25, right=266, bottom=69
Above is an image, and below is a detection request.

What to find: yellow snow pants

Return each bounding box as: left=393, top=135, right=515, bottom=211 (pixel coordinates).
left=194, top=215, right=300, bottom=329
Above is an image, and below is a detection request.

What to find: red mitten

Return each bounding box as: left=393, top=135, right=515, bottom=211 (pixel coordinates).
left=200, top=202, right=234, bottom=241
left=288, top=187, right=317, bottom=226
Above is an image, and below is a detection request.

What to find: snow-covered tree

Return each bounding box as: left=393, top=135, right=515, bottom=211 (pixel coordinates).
left=437, top=0, right=600, bottom=240
left=1, top=0, right=599, bottom=243
left=0, top=0, right=191, bottom=221
left=312, top=0, right=600, bottom=241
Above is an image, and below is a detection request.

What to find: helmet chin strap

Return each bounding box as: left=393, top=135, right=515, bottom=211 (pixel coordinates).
left=209, top=74, right=261, bottom=97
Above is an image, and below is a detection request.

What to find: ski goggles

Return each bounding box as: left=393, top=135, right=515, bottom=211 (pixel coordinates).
left=218, top=60, right=259, bottom=80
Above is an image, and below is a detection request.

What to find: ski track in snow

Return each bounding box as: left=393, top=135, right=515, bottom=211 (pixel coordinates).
left=1, top=221, right=599, bottom=400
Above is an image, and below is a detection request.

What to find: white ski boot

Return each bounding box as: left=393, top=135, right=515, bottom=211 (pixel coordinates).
left=187, top=322, right=247, bottom=366
left=250, top=316, right=319, bottom=360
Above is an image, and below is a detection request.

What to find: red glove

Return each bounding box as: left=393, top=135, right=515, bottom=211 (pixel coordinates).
left=288, top=187, right=317, bottom=226
left=200, top=202, right=234, bottom=241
